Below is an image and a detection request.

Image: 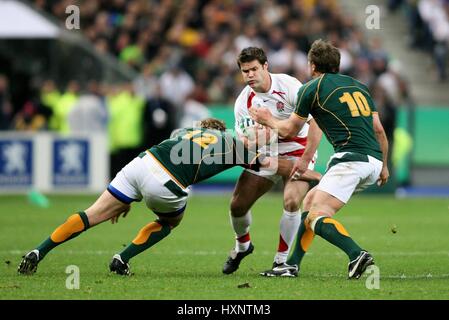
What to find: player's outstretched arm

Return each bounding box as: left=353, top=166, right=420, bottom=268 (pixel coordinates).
left=260, top=157, right=321, bottom=182
left=249, top=107, right=305, bottom=138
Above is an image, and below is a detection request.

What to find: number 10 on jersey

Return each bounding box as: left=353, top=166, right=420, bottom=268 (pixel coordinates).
left=339, top=91, right=371, bottom=117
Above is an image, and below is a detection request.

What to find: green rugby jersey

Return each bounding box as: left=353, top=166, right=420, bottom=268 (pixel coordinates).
left=147, top=128, right=260, bottom=188
left=294, top=73, right=382, bottom=161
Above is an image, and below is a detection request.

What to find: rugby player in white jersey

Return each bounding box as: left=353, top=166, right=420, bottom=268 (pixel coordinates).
left=222, top=47, right=323, bottom=276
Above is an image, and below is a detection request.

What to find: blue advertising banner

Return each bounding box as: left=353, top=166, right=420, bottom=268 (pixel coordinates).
left=0, top=140, right=33, bottom=187
left=53, top=139, right=89, bottom=186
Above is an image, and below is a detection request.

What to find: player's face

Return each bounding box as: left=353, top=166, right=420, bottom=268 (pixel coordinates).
left=240, top=60, right=270, bottom=92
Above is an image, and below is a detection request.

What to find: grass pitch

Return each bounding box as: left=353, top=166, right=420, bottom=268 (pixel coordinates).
left=0, top=193, right=448, bottom=300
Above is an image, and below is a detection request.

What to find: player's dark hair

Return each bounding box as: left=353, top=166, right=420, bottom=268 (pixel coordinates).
left=308, top=39, right=340, bottom=74
left=199, top=118, right=226, bottom=131
left=237, top=47, right=268, bottom=69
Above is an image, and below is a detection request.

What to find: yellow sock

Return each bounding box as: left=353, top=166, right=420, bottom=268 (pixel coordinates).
left=132, top=222, right=163, bottom=245
left=50, top=213, right=88, bottom=243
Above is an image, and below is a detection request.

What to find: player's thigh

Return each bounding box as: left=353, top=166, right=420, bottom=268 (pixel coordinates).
left=137, top=152, right=190, bottom=216
left=316, top=162, right=363, bottom=205
left=85, top=191, right=131, bottom=227
left=139, top=173, right=188, bottom=216
left=307, top=162, right=364, bottom=219
left=230, top=170, right=274, bottom=216
left=282, top=177, right=310, bottom=212
left=307, top=189, right=346, bottom=222
left=89, top=156, right=149, bottom=227
left=109, top=157, right=144, bottom=202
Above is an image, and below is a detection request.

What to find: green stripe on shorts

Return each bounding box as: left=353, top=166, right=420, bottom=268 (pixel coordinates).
left=327, top=152, right=369, bottom=172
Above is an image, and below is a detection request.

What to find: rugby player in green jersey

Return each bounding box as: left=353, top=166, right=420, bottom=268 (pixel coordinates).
left=250, top=39, right=390, bottom=279
left=18, top=118, right=320, bottom=276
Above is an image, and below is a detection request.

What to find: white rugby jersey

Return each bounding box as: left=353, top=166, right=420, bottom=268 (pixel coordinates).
left=234, top=73, right=311, bottom=157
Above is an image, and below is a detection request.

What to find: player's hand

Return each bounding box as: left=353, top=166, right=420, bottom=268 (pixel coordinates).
left=258, top=156, right=278, bottom=175
left=111, top=208, right=130, bottom=224
left=258, top=155, right=271, bottom=167
left=290, top=158, right=308, bottom=181
left=249, top=107, right=272, bottom=126
left=244, top=125, right=274, bottom=148
left=377, top=166, right=389, bottom=186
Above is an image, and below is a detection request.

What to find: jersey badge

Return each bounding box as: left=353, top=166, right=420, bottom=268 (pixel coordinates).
left=276, top=101, right=285, bottom=112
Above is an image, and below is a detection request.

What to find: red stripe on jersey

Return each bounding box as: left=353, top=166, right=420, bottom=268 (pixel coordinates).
left=272, top=90, right=286, bottom=99
left=279, top=136, right=308, bottom=146
left=280, top=149, right=316, bottom=162
left=247, top=92, right=256, bottom=109
left=280, top=148, right=305, bottom=157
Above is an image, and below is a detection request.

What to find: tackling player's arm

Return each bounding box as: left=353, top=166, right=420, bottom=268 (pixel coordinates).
left=372, top=113, right=390, bottom=186
left=290, top=118, right=322, bottom=178
left=265, top=157, right=321, bottom=182
left=233, top=136, right=263, bottom=172
left=249, top=80, right=314, bottom=139
left=234, top=135, right=321, bottom=182
left=249, top=107, right=306, bottom=139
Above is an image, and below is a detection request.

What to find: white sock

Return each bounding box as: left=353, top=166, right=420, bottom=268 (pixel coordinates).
left=274, top=209, right=301, bottom=264
left=230, top=210, right=252, bottom=252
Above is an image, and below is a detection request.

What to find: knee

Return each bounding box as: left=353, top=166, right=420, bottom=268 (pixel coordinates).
left=305, top=210, right=334, bottom=230
left=283, top=196, right=299, bottom=212
left=230, top=196, right=250, bottom=217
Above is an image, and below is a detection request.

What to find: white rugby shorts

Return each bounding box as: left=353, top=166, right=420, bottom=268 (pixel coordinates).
left=108, top=152, right=190, bottom=216
left=317, top=152, right=383, bottom=203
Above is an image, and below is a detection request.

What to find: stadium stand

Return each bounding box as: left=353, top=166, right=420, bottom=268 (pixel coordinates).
left=4, top=0, right=402, bottom=128
left=3, top=0, right=448, bottom=190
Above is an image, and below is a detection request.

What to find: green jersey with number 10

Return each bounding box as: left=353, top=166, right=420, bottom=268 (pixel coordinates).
left=294, top=73, right=382, bottom=161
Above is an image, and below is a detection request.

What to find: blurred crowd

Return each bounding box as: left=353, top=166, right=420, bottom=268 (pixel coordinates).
left=1, top=0, right=414, bottom=176
left=389, top=0, right=449, bottom=81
